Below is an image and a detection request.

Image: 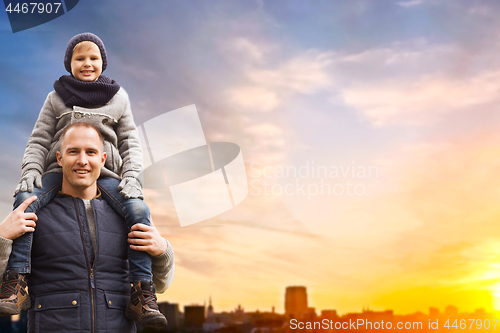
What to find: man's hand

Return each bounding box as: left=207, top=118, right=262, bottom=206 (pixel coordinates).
left=0, top=196, right=38, bottom=240
left=128, top=222, right=167, bottom=256
left=14, top=169, right=42, bottom=195
left=118, top=177, right=144, bottom=199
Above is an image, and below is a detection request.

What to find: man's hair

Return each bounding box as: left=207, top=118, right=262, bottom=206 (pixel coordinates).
left=58, top=122, right=105, bottom=154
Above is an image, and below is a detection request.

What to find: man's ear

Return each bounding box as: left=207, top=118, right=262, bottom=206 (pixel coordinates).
left=56, top=151, right=62, bottom=166
left=101, top=152, right=106, bottom=167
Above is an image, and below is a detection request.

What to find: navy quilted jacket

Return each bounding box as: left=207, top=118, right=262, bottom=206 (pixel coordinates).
left=27, top=194, right=135, bottom=333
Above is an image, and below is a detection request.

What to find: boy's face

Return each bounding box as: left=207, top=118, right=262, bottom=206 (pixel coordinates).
left=71, top=42, right=103, bottom=82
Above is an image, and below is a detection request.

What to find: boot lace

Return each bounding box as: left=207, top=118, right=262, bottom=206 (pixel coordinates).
left=0, top=277, right=19, bottom=299
left=142, top=289, right=159, bottom=311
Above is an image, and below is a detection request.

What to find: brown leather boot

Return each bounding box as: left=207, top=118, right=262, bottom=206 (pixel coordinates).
left=124, top=281, right=168, bottom=328
left=0, top=271, right=31, bottom=316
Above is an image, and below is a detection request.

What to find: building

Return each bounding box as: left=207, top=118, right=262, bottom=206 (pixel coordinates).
left=429, top=307, right=439, bottom=317
left=475, top=308, right=486, bottom=317
left=321, top=310, right=338, bottom=320
left=444, top=305, right=458, bottom=317
left=285, top=286, right=308, bottom=319
left=159, top=302, right=181, bottom=331
left=302, top=307, right=316, bottom=320
left=207, top=297, right=214, bottom=318
left=185, top=305, right=206, bottom=329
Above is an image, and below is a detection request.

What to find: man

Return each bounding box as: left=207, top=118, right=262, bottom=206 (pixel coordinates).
left=0, top=122, right=174, bottom=332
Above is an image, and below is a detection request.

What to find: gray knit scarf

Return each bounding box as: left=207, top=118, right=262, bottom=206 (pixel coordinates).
left=54, top=75, right=121, bottom=107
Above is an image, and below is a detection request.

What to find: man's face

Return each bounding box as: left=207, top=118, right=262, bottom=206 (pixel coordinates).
left=71, top=42, right=103, bottom=82
left=57, top=127, right=106, bottom=193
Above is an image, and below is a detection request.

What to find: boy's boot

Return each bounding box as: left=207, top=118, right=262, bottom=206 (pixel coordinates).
left=0, top=270, right=31, bottom=316
left=125, top=280, right=168, bottom=329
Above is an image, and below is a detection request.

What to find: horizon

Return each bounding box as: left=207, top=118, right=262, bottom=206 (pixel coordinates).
left=164, top=294, right=494, bottom=317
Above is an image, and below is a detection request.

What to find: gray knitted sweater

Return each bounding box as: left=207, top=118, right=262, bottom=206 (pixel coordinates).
left=21, top=88, right=143, bottom=183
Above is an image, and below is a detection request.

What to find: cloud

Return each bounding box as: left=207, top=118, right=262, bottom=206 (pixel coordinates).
left=228, top=86, right=279, bottom=112
left=468, top=5, right=492, bottom=16
left=244, top=123, right=285, bottom=149
left=247, top=52, right=333, bottom=94
left=245, top=123, right=283, bottom=136
left=225, top=38, right=500, bottom=127
left=231, top=37, right=268, bottom=62
left=397, top=0, right=424, bottom=8
left=342, top=70, right=500, bottom=126
left=371, top=130, right=500, bottom=289
left=227, top=50, right=333, bottom=112
left=278, top=128, right=500, bottom=313
left=222, top=47, right=335, bottom=171
left=176, top=256, right=221, bottom=276
left=321, top=37, right=500, bottom=126
left=219, top=219, right=320, bottom=239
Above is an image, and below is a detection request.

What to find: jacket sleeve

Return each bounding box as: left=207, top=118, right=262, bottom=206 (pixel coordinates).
left=151, top=239, right=175, bottom=293
left=0, top=237, right=13, bottom=285
left=21, top=93, right=58, bottom=175
left=115, top=90, right=144, bottom=182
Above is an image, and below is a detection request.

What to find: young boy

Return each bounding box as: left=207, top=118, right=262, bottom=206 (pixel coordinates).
left=0, top=33, right=167, bottom=328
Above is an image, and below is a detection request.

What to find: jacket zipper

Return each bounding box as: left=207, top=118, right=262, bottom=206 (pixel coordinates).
left=90, top=261, right=95, bottom=332
left=90, top=200, right=99, bottom=333
left=90, top=267, right=95, bottom=333
left=75, top=197, right=96, bottom=333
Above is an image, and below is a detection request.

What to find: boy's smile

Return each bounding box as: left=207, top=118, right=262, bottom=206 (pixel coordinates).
left=71, top=42, right=103, bottom=82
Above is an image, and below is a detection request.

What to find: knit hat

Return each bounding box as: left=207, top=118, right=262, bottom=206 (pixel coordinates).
left=64, top=32, right=108, bottom=73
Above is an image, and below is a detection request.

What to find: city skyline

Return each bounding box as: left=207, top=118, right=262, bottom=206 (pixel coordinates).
left=167, top=285, right=494, bottom=317
left=0, top=285, right=497, bottom=333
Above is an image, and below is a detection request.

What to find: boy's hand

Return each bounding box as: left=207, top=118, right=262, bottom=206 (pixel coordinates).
left=118, top=177, right=144, bottom=199
left=14, top=169, right=42, bottom=195
left=0, top=196, right=38, bottom=240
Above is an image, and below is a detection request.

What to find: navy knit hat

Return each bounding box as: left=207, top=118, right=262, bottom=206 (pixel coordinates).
left=64, top=33, right=108, bottom=73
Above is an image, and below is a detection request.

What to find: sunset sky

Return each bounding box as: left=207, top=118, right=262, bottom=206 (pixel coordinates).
left=2, top=0, right=500, bottom=315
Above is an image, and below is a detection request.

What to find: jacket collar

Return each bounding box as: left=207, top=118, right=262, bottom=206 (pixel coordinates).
left=57, top=187, right=102, bottom=199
